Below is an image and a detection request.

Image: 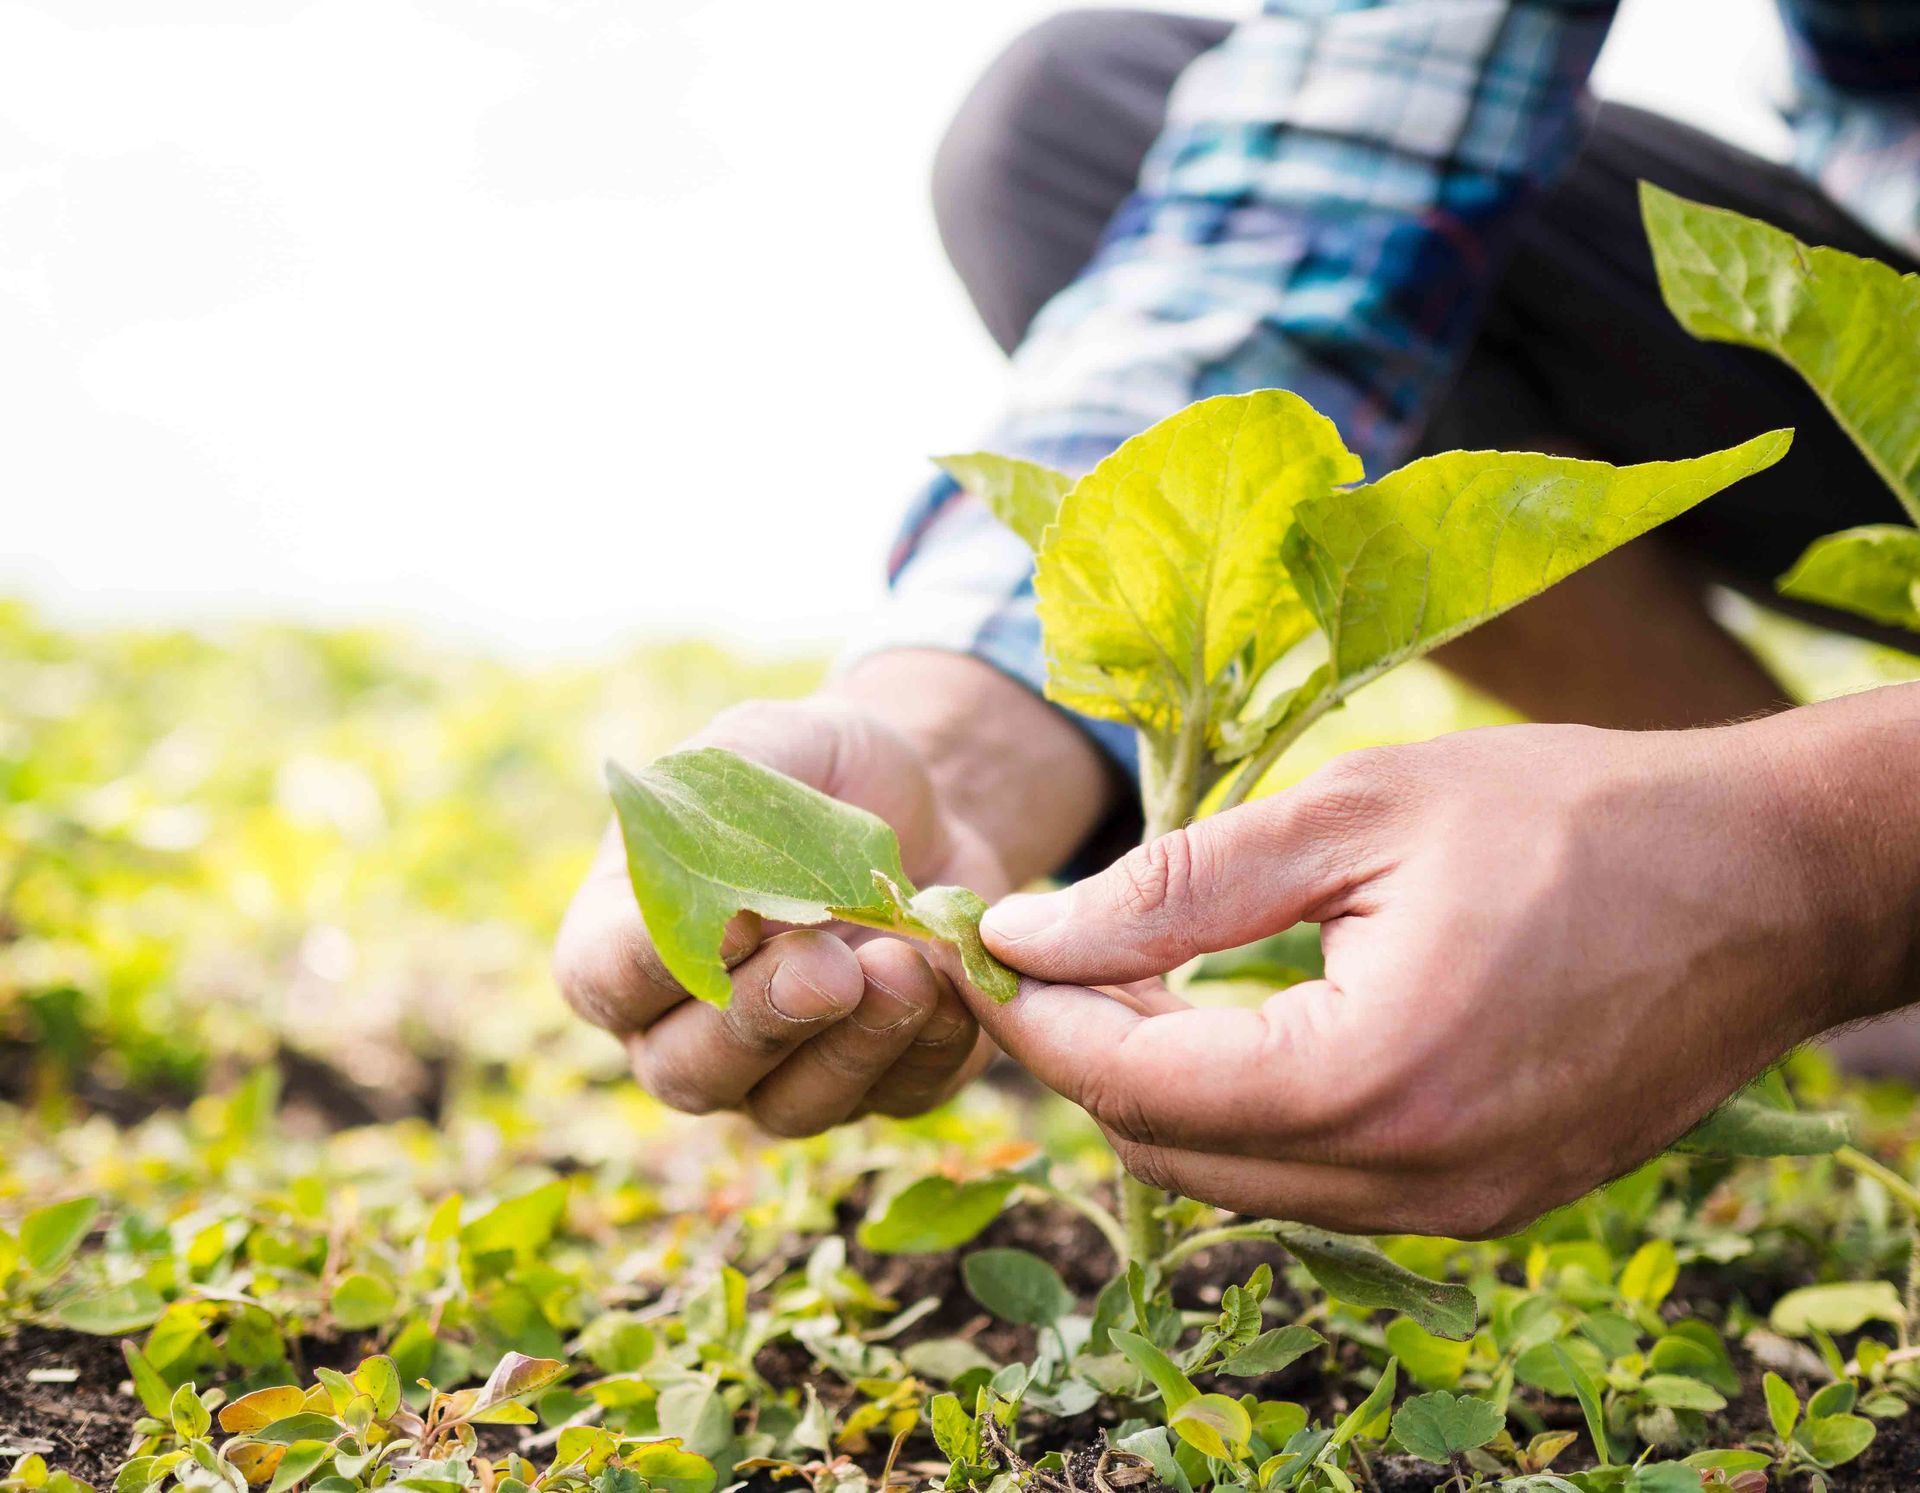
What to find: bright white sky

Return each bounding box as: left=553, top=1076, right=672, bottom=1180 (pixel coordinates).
left=0, top=0, right=1791, bottom=657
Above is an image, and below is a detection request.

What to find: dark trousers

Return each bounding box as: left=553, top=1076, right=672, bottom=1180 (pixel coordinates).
left=930, top=10, right=1919, bottom=618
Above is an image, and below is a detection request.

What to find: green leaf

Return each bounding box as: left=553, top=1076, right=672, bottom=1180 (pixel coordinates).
left=1389, top=1391, right=1504, bottom=1464
left=351, top=1356, right=401, bottom=1421
left=1330, top=1359, right=1398, bottom=1450
left=1642, top=181, right=1920, bottom=523
left=1217, top=1325, right=1323, bottom=1378
left=327, top=1273, right=396, bottom=1332
left=20, top=1197, right=98, bottom=1276
left=169, top=1382, right=210, bottom=1441
left=936, top=453, right=1072, bottom=552
left=859, top=1174, right=1018, bottom=1255
left=1169, top=1394, right=1253, bottom=1461
left=266, top=1443, right=332, bottom=1493
left=1771, top=1280, right=1907, bottom=1336
left=1802, top=1412, right=1877, bottom=1468
left=608, top=749, right=1015, bottom=1007
left=1551, top=1343, right=1611, bottom=1467
left=1383, top=1318, right=1470, bottom=1391
left=1676, top=1090, right=1854, bottom=1157
left=50, top=1282, right=163, bottom=1336
left=1274, top=1226, right=1476, bottom=1341
left=255, top=1414, right=350, bottom=1446
left=906, top=884, right=1018, bottom=1004
left=621, top=1443, right=717, bottom=1493
left=121, top=1343, right=173, bottom=1420
left=1618, top=1241, right=1679, bottom=1310
left=1034, top=390, right=1359, bottom=738
left=1111, top=1329, right=1199, bottom=1412
left=1282, top=433, right=1791, bottom=708
left=461, top=1180, right=568, bottom=1259
left=1639, top=1375, right=1727, bottom=1412
left=1780, top=525, right=1920, bottom=632
left=1807, top=1381, right=1857, bottom=1419
left=929, top=1392, right=976, bottom=1465
left=962, top=1248, right=1073, bottom=1327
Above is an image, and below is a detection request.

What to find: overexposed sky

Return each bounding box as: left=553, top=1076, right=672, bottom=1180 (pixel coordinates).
left=0, top=0, right=1790, bottom=656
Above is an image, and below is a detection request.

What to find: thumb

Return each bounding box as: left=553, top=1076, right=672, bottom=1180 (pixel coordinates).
left=980, top=781, right=1379, bottom=986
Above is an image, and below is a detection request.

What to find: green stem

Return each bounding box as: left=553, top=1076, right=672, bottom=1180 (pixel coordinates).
left=1026, top=1182, right=1131, bottom=1266
left=1216, top=686, right=1337, bottom=812
left=1160, top=1221, right=1283, bottom=1273
left=1837, top=1144, right=1920, bottom=1218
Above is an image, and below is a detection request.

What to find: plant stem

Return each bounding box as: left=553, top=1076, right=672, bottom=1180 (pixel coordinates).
left=1159, top=1221, right=1283, bottom=1273
left=1120, top=1172, right=1170, bottom=1268
left=1836, top=1144, right=1920, bottom=1218
left=1026, top=1182, right=1131, bottom=1266
left=1216, top=686, right=1337, bottom=812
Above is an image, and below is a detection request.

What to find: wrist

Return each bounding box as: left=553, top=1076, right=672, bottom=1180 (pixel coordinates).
left=826, top=649, right=1119, bottom=885
left=1746, top=683, right=1920, bottom=1029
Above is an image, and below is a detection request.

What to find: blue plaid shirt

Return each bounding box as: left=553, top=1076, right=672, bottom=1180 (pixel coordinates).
left=860, top=0, right=1920, bottom=775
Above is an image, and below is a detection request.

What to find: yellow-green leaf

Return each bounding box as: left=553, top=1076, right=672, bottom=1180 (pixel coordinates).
left=1169, top=1393, right=1253, bottom=1461
left=1642, top=182, right=1920, bottom=523
left=1780, top=524, right=1920, bottom=632
left=936, top=453, right=1072, bottom=552
left=1283, top=433, right=1791, bottom=702
left=21, top=1197, right=98, bottom=1277
left=1035, top=391, right=1359, bottom=737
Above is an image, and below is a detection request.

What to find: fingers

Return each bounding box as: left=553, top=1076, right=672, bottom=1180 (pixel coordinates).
left=961, top=976, right=1366, bottom=1159
left=627, top=929, right=865, bottom=1113
left=744, top=941, right=946, bottom=1136
left=980, top=753, right=1403, bottom=985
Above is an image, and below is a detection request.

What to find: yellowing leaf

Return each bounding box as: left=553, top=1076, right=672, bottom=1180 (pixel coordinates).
left=1169, top=1393, right=1252, bottom=1461
left=218, top=1385, right=309, bottom=1434
left=1282, top=433, right=1792, bottom=702
left=1643, top=182, right=1920, bottom=522
left=936, top=453, right=1072, bottom=551
left=1035, top=391, right=1359, bottom=737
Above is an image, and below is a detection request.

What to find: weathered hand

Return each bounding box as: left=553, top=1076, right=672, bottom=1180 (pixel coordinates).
left=555, top=694, right=1003, bottom=1135
left=971, top=691, right=1920, bottom=1237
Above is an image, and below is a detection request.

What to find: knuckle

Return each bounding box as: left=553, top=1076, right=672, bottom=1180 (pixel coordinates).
left=744, top=1096, right=828, bottom=1140
left=1076, top=1063, right=1163, bottom=1148
left=1112, top=826, right=1200, bottom=925
left=1432, top=1180, right=1525, bottom=1241
left=1111, top=1137, right=1181, bottom=1196
left=631, top=1049, right=724, bottom=1117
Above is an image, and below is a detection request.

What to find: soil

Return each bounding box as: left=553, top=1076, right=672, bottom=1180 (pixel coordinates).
left=8, top=1197, right=1920, bottom=1493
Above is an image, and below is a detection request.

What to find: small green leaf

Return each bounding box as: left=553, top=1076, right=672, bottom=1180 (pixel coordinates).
left=859, top=1174, right=1018, bottom=1254
left=1217, top=1325, right=1323, bottom=1378
left=962, top=1248, right=1073, bottom=1327
left=351, top=1356, right=401, bottom=1421
left=1771, top=1280, right=1906, bottom=1337
left=327, top=1273, right=396, bottom=1332
left=266, top=1443, right=332, bottom=1493
left=1642, top=181, right=1920, bottom=523
left=1618, top=1241, right=1679, bottom=1310
left=1111, top=1329, right=1199, bottom=1412
left=1639, top=1375, right=1727, bottom=1412
left=20, top=1197, right=98, bottom=1277
left=1169, top=1394, right=1253, bottom=1461
left=1551, top=1342, right=1611, bottom=1467
left=121, top=1343, right=173, bottom=1420
left=470, top=1351, right=569, bottom=1419
left=1330, top=1359, right=1398, bottom=1450
left=53, top=1283, right=163, bottom=1336
left=255, top=1414, right=351, bottom=1446
left=621, top=1443, right=717, bottom=1493
left=1780, top=525, right=1920, bottom=632
left=935, top=453, right=1072, bottom=552
left=1677, top=1091, right=1854, bottom=1157
left=1808, top=1381, right=1858, bottom=1419
left=929, top=1392, right=975, bottom=1464
left=1803, top=1412, right=1877, bottom=1468
left=1389, top=1391, right=1504, bottom=1464
left=907, top=885, right=1018, bottom=1004
left=1383, top=1318, right=1470, bottom=1391
left=168, top=1383, right=210, bottom=1441
left=461, top=1180, right=568, bottom=1259
left=1274, top=1226, right=1476, bottom=1340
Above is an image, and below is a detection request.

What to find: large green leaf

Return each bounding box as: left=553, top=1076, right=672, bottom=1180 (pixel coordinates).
left=1779, top=524, right=1920, bottom=631
left=1034, top=391, right=1360, bottom=738
left=936, top=453, right=1072, bottom=552
left=609, top=748, right=1015, bottom=1006
left=1674, top=1090, right=1854, bottom=1157
left=1282, top=433, right=1791, bottom=704
left=1642, top=182, right=1920, bottom=523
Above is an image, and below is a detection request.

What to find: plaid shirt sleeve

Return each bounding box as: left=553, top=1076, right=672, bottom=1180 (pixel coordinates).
left=845, top=0, right=1620, bottom=779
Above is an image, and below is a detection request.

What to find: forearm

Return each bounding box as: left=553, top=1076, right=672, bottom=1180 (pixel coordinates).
left=1759, top=681, right=1920, bottom=1025
left=826, top=648, right=1118, bottom=886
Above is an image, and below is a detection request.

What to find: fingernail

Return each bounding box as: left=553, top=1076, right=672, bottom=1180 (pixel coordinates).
left=913, top=1013, right=970, bottom=1047
left=768, top=961, right=843, bottom=1021
left=982, top=890, right=1067, bottom=943
left=849, top=976, right=922, bottom=1035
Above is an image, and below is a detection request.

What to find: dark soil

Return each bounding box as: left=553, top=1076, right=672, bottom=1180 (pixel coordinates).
left=11, top=1195, right=1920, bottom=1493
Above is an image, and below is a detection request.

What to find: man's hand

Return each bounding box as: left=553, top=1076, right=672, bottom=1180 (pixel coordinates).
left=554, top=650, right=1115, bottom=1136
left=971, top=687, right=1920, bottom=1237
